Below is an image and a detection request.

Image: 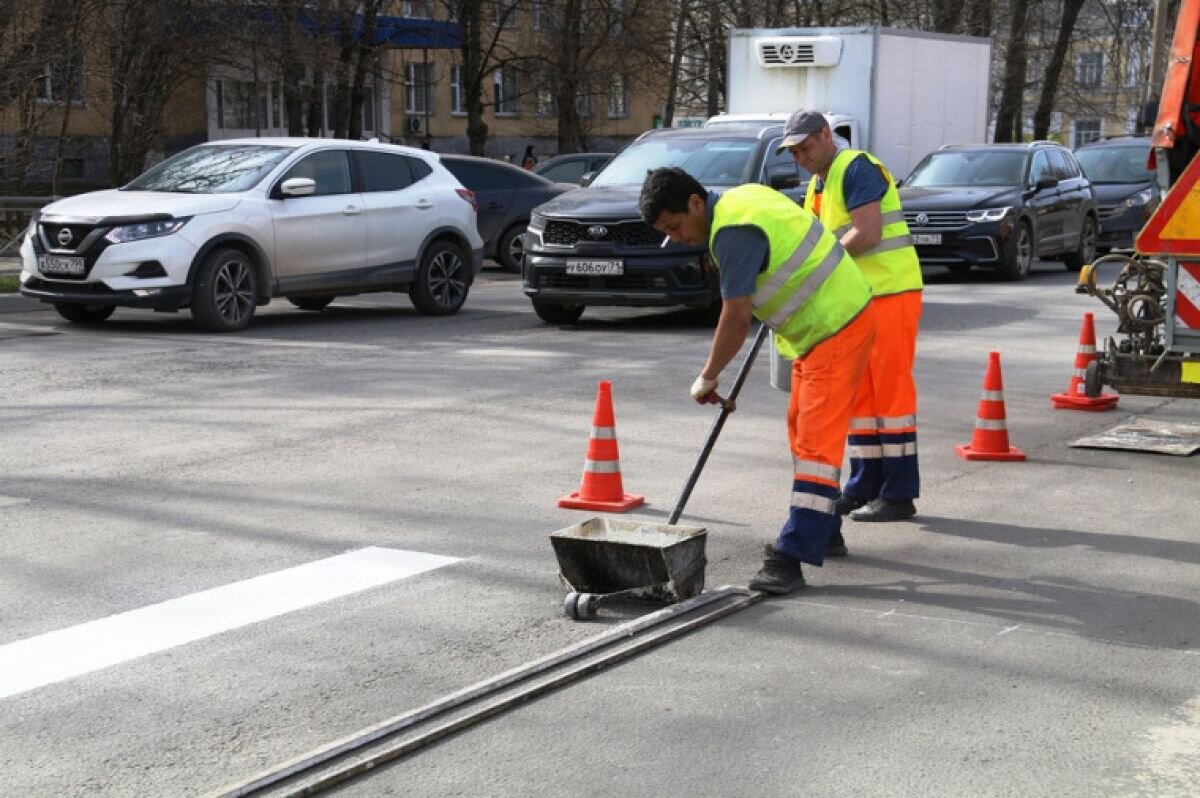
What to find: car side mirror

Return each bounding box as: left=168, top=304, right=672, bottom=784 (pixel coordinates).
left=280, top=177, right=316, bottom=197
left=1034, top=176, right=1059, bottom=191
left=766, top=167, right=799, bottom=190
left=580, top=171, right=596, bottom=187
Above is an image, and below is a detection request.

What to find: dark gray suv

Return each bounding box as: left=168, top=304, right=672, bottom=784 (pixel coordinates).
left=522, top=125, right=809, bottom=323
left=899, top=141, right=1099, bottom=280
left=1073, top=136, right=1158, bottom=253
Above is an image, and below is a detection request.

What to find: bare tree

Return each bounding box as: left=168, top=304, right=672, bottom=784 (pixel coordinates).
left=994, top=0, right=1036, bottom=142
left=1031, top=0, right=1087, bottom=139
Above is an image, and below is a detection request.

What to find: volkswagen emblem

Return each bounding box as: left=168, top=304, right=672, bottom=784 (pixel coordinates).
left=914, top=212, right=929, bottom=227
left=587, top=225, right=609, bottom=239
left=56, top=227, right=74, bottom=247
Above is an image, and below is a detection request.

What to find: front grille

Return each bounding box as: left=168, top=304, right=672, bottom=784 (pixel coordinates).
left=543, top=219, right=663, bottom=248
left=538, top=273, right=658, bottom=290
left=903, top=210, right=969, bottom=230
left=39, top=222, right=97, bottom=254
left=1098, top=204, right=1124, bottom=221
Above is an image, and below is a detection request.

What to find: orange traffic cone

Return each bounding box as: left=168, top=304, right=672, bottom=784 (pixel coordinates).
left=955, top=351, right=1026, bottom=461
left=558, top=380, right=645, bottom=512
left=1050, top=312, right=1118, bottom=411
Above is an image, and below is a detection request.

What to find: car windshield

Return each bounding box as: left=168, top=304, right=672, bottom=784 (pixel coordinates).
left=591, top=138, right=757, bottom=187
left=124, top=144, right=296, bottom=194
left=904, top=151, right=1029, bottom=188
left=1075, top=145, right=1152, bottom=184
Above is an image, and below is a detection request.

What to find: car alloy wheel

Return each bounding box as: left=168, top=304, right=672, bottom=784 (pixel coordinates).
left=191, top=247, right=258, bottom=332
left=1001, top=221, right=1033, bottom=281
left=410, top=240, right=469, bottom=315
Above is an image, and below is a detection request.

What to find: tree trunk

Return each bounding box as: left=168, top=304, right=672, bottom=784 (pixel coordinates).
left=662, top=0, right=689, bottom=128
left=459, top=0, right=489, bottom=155
left=555, top=0, right=584, bottom=153
left=994, top=0, right=1032, bottom=143
left=932, top=0, right=961, bottom=33
left=705, top=0, right=722, bottom=117
left=1032, top=0, right=1086, bottom=140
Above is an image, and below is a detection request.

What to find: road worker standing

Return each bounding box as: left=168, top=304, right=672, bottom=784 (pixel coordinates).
left=781, top=110, right=924, bottom=545
left=640, top=167, right=876, bottom=594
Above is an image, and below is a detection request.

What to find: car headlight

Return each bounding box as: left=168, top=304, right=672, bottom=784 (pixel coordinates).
left=965, top=206, right=1011, bottom=223
left=1124, top=189, right=1153, bottom=208
left=104, top=217, right=190, bottom=244
left=528, top=212, right=547, bottom=233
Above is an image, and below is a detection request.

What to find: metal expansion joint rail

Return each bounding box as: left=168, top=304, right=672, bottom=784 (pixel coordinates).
left=207, top=585, right=766, bottom=797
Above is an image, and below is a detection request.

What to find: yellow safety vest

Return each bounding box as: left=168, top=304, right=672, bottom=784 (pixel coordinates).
left=710, top=184, right=872, bottom=358
left=804, top=149, right=923, bottom=296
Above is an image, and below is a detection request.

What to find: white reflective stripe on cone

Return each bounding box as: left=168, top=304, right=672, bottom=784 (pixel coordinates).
left=590, top=426, right=616, bottom=439
left=980, top=390, right=1005, bottom=401
left=974, top=419, right=1008, bottom=430
left=584, top=459, right=621, bottom=473
left=1078, top=344, right=1096, bottom=354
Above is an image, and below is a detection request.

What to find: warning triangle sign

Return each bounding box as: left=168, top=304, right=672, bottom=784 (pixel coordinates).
left=1137, top=153, right=1200, bottom=255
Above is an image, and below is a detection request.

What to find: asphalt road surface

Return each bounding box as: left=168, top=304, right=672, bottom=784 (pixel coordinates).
left=2, top=262, right=1197, bottom=797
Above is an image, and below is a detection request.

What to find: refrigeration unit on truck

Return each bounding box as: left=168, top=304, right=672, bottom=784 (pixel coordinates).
left=724, top=26, right=993, bottom=179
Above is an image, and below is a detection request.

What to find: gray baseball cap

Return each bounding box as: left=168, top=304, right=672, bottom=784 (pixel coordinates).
left=774, top=110, right=829, bottom=154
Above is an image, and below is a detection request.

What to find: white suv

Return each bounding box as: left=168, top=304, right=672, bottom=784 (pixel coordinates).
left=19, top=138, right=484, bottom=331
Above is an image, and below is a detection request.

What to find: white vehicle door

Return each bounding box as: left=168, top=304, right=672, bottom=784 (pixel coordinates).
left=269, top=149, right=366, bottom=277
left=351, top=150, right=432, bottom=270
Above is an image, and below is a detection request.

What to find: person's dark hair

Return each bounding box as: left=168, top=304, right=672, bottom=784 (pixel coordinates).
left=639, top=167, right=705, bottom=225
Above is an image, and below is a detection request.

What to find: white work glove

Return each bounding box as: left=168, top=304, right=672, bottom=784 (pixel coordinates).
left=690, top=374, right=720, bottom=403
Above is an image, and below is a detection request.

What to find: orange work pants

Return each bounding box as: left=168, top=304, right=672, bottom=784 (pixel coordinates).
left=776, top=303, right=876, bottom=566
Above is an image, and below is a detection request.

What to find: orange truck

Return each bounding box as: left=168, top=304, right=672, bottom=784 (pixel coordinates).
left=1077, top=0, right=1200, bottom=398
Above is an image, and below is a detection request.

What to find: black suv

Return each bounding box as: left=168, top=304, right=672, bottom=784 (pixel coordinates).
left=522, top=125, right=809, bottom=323
left=899, top=141, right=1098, bottom=280
left=1073, top=136, right=1158, bottom=252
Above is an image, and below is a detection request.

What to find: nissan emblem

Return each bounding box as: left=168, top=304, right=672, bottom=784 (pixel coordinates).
left=56, top=227, right=74, bottom=247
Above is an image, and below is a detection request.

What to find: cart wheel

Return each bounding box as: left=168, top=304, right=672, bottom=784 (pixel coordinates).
left=1084, top=360, right=1103, bottom=398
left=564, top=592, right=581, bottom=618
left=577, top=593, right=600, bottom=618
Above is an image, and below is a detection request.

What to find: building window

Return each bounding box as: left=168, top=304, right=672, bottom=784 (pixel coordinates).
left=401, top=0, right=433, bottom=17
left=406, top=62, right=433, bottom=114
left=218, top=80, right=259, bottom=129
left=607, top=75, right=628, bottom=118
left=535, top=75, right=556, bottom=117
left=1077, top=52, right=1103, bottom=88
left=493, top=0, right=518, bottom=27
left=37, top=62, right=84, bottom=104
left=451, top=65, right=466, bottom=114
left=576, top=79, right=593, bottom=118
left=533, top=0, right=553, bottom=30
left=1073, top=119, right=1102, bottom=148
left=494, top=67, right=519, bottom=115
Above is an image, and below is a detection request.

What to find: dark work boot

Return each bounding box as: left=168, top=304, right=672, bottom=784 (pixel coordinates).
left=834, top=494, right=868, bottom=516
left=826, top=530, right=848, bottom=557
left=850, top=498, right=917, bottom=523
left=749, top=544, right=805, bottom=595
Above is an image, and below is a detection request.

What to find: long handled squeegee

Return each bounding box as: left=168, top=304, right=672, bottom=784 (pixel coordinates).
left=668, top=323, right=770, bottom=525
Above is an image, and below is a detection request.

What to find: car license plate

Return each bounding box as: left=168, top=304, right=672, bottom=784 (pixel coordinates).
left=912, top=234, right=942, bottom=246
left=38, top=255, right=85, bottom=276
left=566, top=259, right=623, bottom=276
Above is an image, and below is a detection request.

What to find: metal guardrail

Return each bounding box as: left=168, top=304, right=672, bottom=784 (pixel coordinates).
left=0, top=196, right=58, bottom=256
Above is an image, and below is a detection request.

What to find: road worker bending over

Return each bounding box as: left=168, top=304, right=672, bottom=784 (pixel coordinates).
left=782, top=109, right=924, bottom=532
left=640, top=167, right=876, bottom=594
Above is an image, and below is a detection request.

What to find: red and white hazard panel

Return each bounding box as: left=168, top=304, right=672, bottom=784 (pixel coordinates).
left=1177, top=262, right=1200, bottom=330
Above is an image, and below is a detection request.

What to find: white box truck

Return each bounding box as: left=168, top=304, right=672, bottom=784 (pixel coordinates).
left=724, top=27, right=993, bottom=390
left=724, top=26, right=992, bottom=180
